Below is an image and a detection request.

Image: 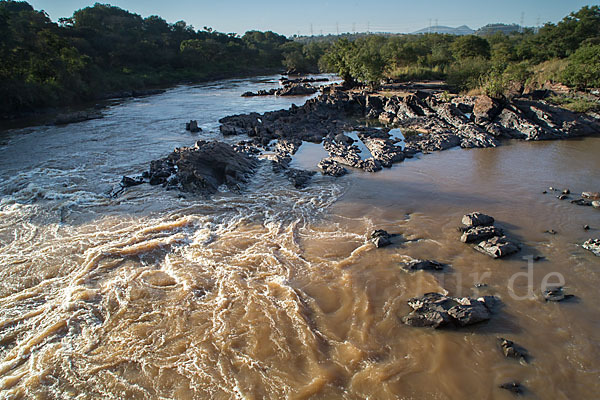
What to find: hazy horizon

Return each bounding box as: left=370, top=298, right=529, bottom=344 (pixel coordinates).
left=26, top=0, right=600, bottom=37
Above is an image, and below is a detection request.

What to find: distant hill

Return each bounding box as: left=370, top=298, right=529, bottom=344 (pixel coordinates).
left=411, top=25, right=475, bottom=35
left=476, top=23, right=522, bottom=36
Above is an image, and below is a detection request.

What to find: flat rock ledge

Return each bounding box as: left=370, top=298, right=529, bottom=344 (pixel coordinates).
left=402, top=292, right=498, bottom=329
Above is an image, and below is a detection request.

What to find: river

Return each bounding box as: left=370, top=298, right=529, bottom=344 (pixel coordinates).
left=0, top=75, right=599, bottom=399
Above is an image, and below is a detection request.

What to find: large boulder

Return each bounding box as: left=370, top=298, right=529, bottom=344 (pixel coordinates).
left=146, top=140, right=258, bottom=195
left=473, top=95, right=503, bottom=124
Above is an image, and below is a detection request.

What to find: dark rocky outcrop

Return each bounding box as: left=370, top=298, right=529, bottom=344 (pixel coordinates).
left=318, top=158, right=347, bottom=177
left=214, top=83, right=600, bottom=181
left=582, top=239, right=600, bottom=256
left=145, top=140, right=258, bottom=195
left=400, top=259, right=447, bottom=272
left=241, top=83, right=317, bottom=97
left=370, top=229, right=392, bottom=248
left=402, top=293, right=498, bottom=329
left=185, top=120, right=201, bottom=132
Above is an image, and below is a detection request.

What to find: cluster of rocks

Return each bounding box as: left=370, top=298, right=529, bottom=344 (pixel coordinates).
left=143, top=140, right=258, bottom=196
left=221, top=86, right=600, bottom=180
left=279, top=77, right=329, bottom=86
left=459, top=212, right=520, bottom=258
left=266, top=138, right=316, bottom=188
left=548, top=187, right=600, bottom=209
left=401, top=292, right=498, bottom=328
left=241, top=82, right=318, bottom=98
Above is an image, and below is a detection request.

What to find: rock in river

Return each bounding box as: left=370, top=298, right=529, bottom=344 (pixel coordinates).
left=461, top=225, right=503, bottom=243
left=498, top=338, right=528, bottom=363
left=543, top=286, right=573, bottom=302
left=475, top=236, right=520, bottom=258
left=402, top=292, right=498, bottom=329
left=462, top=212, right=495, bottom=228
left=400, top=259, right=447, bottom=272
left=370, top=229, right=392, bottom=248
left=146, top=140, right=258, bottom=195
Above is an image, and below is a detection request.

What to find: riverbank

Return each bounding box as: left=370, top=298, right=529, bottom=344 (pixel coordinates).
left=0, top=67, right=286, bottom=130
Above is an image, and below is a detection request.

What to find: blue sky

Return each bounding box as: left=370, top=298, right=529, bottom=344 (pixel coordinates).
left=28, top=0, right=599, bottom=36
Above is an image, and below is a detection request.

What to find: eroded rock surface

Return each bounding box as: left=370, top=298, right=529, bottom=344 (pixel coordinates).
left=145, top=140, right=258, bottom=195
left=402, top=293, right=498, bottom=329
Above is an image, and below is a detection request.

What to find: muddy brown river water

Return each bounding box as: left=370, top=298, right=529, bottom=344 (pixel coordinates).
left=0, top=75, right=599, bottom=399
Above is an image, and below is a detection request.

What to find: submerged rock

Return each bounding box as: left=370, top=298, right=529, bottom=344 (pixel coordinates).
left=583, top=238, right=600, bottom=256
left=121, top=176, right=144, bottom=187
left=543, top=286, right=573, bottom=302
left=462, top=212, right=495, bottom=228
left=400, top=259, right=447, bottom=272
left=370, top=229, right=392, bottom=248
left=475, top=236, right=520, bottom=258
left=499, top=381, right=524, bottom=395
left=401, top=293, right=497, bottom=329
left=498, top=338, right=528, bottom=363
left=146, top=140, right=258, bottom=195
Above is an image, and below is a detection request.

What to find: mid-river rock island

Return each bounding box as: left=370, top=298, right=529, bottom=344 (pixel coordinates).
left=143, top=80, right=600, bottom=196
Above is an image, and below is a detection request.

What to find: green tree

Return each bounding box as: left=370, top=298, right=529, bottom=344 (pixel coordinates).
left=451, top=35, right=491, bottom=59
left=562, top=44, right=600, bottom=89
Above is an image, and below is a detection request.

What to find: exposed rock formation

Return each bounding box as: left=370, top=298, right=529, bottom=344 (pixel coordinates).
left=145, top=140, right=258, bottom=195
left=402, top=292, right=498, bottom=328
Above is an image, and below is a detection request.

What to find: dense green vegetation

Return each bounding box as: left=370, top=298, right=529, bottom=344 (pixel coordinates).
left=0, top=1, right=308, bottom=117
left=318, top=6, right=600, bottom=96
left=1, top=1, right=599, bottom=118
